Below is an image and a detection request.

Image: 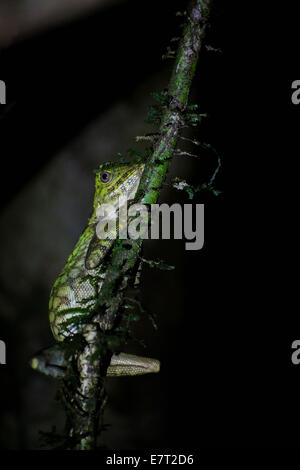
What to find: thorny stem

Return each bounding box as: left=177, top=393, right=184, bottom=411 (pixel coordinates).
left=68, top=0, right=213, bottom=449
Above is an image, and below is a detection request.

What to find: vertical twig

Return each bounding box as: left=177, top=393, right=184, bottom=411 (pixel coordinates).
left=66, top=0, right=213, bottom=449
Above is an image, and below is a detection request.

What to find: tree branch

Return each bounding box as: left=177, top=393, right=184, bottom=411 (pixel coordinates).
left=65, top=0, right=213, bottom=450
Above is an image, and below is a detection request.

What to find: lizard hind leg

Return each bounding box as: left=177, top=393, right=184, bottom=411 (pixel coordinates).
left=30, top=346, right=160, bottom=378
left=107, top=352, right=160, bottom=376
left=30, top=344, right=68, bottom=379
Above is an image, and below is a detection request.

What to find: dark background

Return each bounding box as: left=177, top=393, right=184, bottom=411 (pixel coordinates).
left=0, top=0, right=298, bottom=451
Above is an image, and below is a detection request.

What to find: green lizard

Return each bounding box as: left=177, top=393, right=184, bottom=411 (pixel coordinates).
left=30, top=162, right=160, bottom=378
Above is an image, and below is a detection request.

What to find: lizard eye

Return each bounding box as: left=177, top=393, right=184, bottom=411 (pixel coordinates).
left=100, top=171, right=111, bottom=183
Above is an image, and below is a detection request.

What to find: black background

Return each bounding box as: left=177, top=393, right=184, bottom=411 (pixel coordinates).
left=0, top=0, right=299, bottom=451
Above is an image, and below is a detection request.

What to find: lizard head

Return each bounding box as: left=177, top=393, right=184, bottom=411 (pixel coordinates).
left=93, top=161, right=145, bottom=211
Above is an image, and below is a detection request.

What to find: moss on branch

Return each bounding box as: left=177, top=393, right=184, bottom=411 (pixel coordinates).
left=65, top=0, right=213, bottom=450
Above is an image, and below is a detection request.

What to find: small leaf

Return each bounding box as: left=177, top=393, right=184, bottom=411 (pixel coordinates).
left=142, top=257, right=175, bottom=271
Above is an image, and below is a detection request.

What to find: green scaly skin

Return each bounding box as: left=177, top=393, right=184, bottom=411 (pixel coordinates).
left=49, top=162, right=145, bottom=341
left=30, top=162, right=160, bottom=377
